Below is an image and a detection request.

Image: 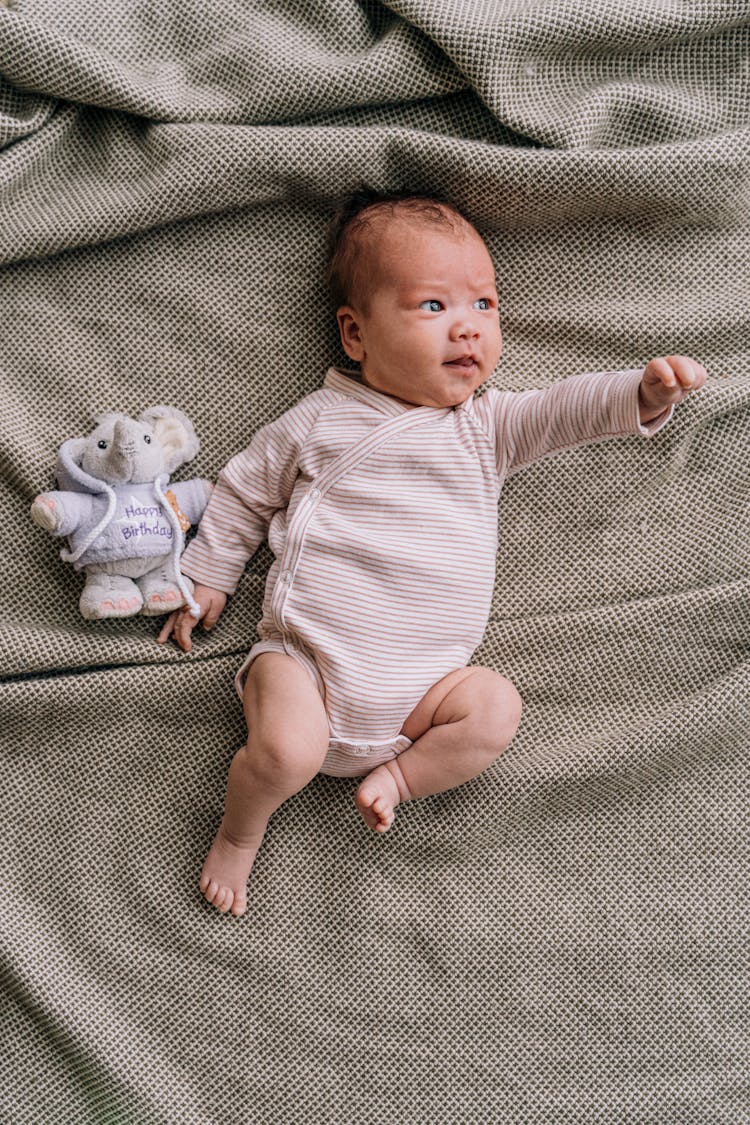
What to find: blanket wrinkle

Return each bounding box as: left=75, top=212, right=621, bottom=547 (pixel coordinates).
left=2, top=121, right=748, bottom=266
left=0, top=6, right=463, bottom=123
left=382, top=1, right=750, bottom=148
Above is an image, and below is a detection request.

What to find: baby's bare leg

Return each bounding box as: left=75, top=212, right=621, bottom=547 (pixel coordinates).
left=200, top=653, right=329, bottom=916
left=355, top=667, right=522, bottom=833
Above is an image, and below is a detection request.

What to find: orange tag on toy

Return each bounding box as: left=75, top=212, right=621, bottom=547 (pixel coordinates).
left=165, top=489, right=191, bottom=532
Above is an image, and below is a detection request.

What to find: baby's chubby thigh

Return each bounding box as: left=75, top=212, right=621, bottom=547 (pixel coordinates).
left=398, top=664, right=523, bottom=757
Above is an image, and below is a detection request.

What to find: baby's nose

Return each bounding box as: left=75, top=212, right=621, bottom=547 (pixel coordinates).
left=451, top=319, right=480, bottom=339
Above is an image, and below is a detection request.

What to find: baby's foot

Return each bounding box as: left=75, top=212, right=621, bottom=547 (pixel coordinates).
left=355, top=760, right=411, bottom=834
left=199, top=825, right=262, bottom=916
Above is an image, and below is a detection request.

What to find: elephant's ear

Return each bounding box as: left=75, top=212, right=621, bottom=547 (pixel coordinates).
left=64, top=437, right=88, bottom=466
left=139, top=405, right=200, bottom=473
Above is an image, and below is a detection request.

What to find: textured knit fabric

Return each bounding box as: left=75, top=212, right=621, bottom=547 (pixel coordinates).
left=1, top=1, right=749, bottom=1122
left=181, top=365, right=672, bottom=776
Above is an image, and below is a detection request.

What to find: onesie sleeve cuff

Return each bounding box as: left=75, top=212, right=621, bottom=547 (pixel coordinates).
left=637, top=403, right=674, bottom=435
left=179, top=541, right=240, bottom=596
left=613, top=367, right=674, bottom=436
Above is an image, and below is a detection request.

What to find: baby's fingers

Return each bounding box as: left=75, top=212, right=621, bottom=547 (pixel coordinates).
left=645, top=355, right=706, bottom=393
left=644, top=356, right=680, bottom=389
left=665, top=354, right=705, bottom=390
left=173, top=608, right=198, bottom=652
left=682, top=358, right=707, bottom=390
left=156, top=611, right=179, bottom=645
left=157, top=608, right=196, bottom=651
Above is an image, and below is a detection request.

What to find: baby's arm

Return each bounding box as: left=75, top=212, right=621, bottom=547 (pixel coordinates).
left=158, top=455, right=282, bottom=651
left=157, top=395, right=318, bottom=650
left=483, top=356, right=705, bottom=477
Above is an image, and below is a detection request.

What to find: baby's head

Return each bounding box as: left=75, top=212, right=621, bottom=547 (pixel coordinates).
left=326, top=188, right=502, bottom=409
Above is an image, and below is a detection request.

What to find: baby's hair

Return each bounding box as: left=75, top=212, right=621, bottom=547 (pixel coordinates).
left=325, top=186, right=475, bottom=313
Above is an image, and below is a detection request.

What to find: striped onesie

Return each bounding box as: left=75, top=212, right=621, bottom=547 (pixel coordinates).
left=180, top=365, right=672, bottom=777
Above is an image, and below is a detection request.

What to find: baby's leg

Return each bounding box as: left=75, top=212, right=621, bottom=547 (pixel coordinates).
left=355, top=667, right=522, bottom=833
left=200, top=653, right=329, bottom=916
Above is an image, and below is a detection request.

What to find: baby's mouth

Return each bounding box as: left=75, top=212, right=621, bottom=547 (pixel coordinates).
left=444, top=355, right=478, bottom=370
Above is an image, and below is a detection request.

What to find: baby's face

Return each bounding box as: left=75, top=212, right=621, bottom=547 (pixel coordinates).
left=337, top=218, right=502, bottom=409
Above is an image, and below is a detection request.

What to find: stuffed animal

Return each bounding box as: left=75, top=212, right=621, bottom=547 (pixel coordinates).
left=30, top=405, right=213, bottom=621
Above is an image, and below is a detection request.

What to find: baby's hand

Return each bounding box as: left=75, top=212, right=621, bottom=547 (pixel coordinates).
left=156, top=582, right=227, bottom=653
left=639, top=355, right=707, bottom=420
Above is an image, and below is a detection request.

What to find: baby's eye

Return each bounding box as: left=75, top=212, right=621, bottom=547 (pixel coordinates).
left=473, top=298, right=492, bottom=310
left=419, top=299, right=443, bottom=312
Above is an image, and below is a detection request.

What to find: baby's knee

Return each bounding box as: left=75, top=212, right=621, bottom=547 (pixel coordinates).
left=236, top=729, right=327, bottom=793
left=469, top=670, right=522, bottom=756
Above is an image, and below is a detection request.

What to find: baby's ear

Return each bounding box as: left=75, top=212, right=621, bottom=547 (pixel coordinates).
left=337, top=306, right=365, bottom=362
left=139, top=405, right=200, bottom=472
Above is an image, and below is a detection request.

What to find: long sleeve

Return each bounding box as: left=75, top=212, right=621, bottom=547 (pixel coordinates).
left=179, top=393, right=324, bottom=595
left=481, top=368, right=673, bottom=478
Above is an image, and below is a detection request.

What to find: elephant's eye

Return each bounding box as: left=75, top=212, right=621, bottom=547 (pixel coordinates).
left=97, top=440, right=107, bottom=449
left=143, top=435, right=152, bottom=444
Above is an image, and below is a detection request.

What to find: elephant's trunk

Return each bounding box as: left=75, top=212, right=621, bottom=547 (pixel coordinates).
left=106, top=419, right=139, bottom=483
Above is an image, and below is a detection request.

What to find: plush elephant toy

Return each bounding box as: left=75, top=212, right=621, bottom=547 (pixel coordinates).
left=30, top=406, right=212, bottom=621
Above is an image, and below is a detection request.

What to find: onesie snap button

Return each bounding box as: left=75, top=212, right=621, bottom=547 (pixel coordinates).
left=310, top=488, right=321, bottom=500
left=281, top=569, right=293, bottom=583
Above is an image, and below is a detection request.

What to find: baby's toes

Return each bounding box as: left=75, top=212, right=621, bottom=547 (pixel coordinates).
left=355, top=786, right=374, bottom=812
left=373, top=796, right=392, bottom=820
left=373, top=802, right=394, bottom=832
left=215, top=888, right=233, bottom=913
left=202, top=877, right=222, bottom=904
left=357, top=808, right=375, bottom=830
left=230, top=892, right=247, bottom=917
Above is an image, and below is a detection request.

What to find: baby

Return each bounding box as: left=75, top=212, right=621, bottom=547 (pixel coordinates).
left=158, top=188, right=706, bottom=917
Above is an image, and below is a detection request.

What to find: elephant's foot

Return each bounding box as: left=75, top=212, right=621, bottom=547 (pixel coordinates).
left=138, top=568, right=194, bottom=617
left=80, top=573, right=143, bottom=620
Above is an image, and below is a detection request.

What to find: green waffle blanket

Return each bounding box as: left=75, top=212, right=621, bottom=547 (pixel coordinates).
left=1, top=2, right=748, bottom=1121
